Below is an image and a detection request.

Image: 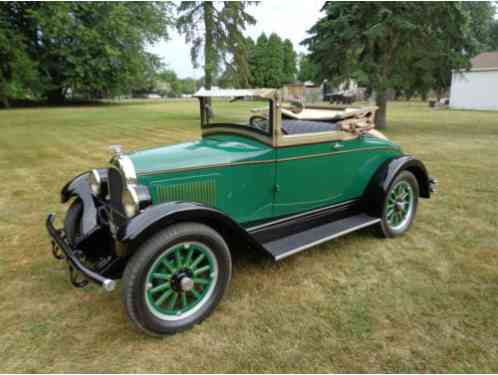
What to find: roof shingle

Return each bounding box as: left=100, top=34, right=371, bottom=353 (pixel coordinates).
left=471, top=52, right=498, bottom=69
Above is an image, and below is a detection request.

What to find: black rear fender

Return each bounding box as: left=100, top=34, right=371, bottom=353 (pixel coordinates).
left=364, top=155, right=432, bottom=216
left=117, top=202, right=267, bottom=257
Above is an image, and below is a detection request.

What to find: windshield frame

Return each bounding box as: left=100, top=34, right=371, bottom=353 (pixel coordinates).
left=198, top=96, right=275, bottom=143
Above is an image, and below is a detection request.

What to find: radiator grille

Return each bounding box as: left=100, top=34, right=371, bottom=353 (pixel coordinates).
left=106, top=167, right=127, bottom=227
left=155, top=178, right=216, bottom=206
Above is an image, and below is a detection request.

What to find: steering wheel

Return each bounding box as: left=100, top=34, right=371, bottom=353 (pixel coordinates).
left=249, top=115, right=268, bottom=132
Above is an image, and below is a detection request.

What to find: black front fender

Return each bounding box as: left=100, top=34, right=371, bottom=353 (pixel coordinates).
left=60, top=172, right=99, bottom=235
left=117, top=201, right=267, bottom=256
left=364, top=155, right=432, bottom=216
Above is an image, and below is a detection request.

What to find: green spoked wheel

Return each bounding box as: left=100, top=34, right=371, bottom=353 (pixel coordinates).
left=145, top=242, right=218, bottom=320
left=385, top=180, right=413, bottom=230
left=122, top=223, right=232, bottom=336
left=379, top=171, right=419, bottom=238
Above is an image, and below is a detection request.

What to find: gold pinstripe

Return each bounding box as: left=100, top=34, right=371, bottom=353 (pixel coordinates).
left=136, top=147, right=394, bottom=177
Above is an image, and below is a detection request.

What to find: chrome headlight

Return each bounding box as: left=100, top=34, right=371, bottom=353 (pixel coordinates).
left=114, top=156, right=137, bottom=185
left=89, top=169, right=107, bottom=197
left=122, top=184, right=152, bottom=218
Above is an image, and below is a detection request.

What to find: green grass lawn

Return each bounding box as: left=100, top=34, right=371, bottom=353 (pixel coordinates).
left=0, top=100, right=497, bottom=372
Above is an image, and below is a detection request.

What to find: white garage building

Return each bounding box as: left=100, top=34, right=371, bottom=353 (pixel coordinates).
left=449, top=52, right=498, bottom=111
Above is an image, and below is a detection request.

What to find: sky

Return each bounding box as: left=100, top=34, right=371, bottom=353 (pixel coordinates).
left=148, top=1, right=324, bottom=79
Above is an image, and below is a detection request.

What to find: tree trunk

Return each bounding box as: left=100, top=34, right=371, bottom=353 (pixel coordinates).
left=1, top=95, right=9, bottom=108
left=375, top=91, right=387, bottom=129
left=0, top=90, right=10, bottom=108
left=203, top=2, right=215, bottom=90
left=435, top=89, right=442, bottom=102
left=0, top=81, right=9, bottom=108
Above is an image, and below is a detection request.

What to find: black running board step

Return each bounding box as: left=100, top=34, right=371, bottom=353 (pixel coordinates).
left=263, top=213, right=380, bottom=261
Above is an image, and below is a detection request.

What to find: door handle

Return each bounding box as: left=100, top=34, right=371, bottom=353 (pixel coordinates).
left=332, top=142, right=344, bottom=149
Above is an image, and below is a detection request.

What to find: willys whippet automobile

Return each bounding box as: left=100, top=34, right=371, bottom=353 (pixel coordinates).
left=47, top=89, right=436, bottom=336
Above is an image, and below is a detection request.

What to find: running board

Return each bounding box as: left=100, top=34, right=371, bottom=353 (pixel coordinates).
left=262, top=213, right=380, bottom=261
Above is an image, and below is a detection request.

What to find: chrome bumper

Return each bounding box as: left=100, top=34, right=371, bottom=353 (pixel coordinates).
left=46, top=213, right=116, bottom=292
left=429, top=177, right=438, bottom=193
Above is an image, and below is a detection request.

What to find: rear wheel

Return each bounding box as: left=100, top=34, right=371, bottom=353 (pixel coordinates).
left=378, top=171, right=419, bottom=238
left=122, top=222, right=232, bottom=336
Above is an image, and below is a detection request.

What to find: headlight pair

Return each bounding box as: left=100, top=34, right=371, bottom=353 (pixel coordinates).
left=90, top=166, right=150, bottom=218
left=122, top=184, right=151, bottom=218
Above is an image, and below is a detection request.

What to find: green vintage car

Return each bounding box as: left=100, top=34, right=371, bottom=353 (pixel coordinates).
left=47, top=89, right=436, bottom=336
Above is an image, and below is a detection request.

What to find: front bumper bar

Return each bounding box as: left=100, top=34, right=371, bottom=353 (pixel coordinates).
left=46, top=213, right=116, bottom=292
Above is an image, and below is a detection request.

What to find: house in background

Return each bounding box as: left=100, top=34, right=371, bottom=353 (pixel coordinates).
left=450, top=52, right=498, bottom=111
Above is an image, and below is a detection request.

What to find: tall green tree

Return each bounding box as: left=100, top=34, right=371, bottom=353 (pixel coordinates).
left=176, top=2, right=256, bottom=90
left=36, top=2, right=172, bottom=103
left=464, top=2, right=497, bottom=52
left=0, top=2, right=173, bottom=104
left=489, top=20, right=498, bottom=51
left=297, top=54, right=319, bottom=83
left=303, top=2, right=482, bottom=129
left=265, top=33, right=285, bottom=88
left=0, top=3, right=38, bottom=107
left=282, top=39, right=297, bottom=83
left=248, top=33, right=269, bottom=87
left=247, top=33, right=298, bottom=88
left=219, top=30, right=253, bottom=88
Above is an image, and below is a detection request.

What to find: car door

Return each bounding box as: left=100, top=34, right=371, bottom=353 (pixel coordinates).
left=273, top=137, right=372, bottom=217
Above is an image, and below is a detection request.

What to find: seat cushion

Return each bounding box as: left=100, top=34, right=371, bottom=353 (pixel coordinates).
left=282, top=119, right=337, bottom=135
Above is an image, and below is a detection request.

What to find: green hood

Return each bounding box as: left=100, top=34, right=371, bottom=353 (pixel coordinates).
left=128, top=134, right=274, bottom=175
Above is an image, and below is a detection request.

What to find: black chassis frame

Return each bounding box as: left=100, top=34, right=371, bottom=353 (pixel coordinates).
left=46, top=154, right=435, bottom=291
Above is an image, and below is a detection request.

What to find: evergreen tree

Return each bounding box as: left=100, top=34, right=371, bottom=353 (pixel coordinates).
left=297, top=54, right=320, bottom=83
left=265, top=33, right=285, bottom=87
left=251, top=33, right=269, bottom=87
left=303, top=2, right=486, bottom=129
left=176, top=2, right=256, bottom=90
left=246, top=33, right=298, bottom=88
left=282, top=39, right=297, bottom=83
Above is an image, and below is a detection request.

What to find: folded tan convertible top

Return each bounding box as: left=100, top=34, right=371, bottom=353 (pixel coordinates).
left=281, top=105, right=387, bottom=140
left=281, top=106, right=377, bottom=121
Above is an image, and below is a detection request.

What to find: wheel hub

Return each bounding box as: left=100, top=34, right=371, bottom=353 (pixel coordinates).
left=170, top=269, right=193, bottom=292
left=180, top=277, right=194, bottom=292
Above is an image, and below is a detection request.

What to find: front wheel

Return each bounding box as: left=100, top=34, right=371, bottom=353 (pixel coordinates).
left=63, top=199, right=82, bottom=246
left=378, top=170, right=419, bottom=238
left=122, top=222, right=232, bottom=336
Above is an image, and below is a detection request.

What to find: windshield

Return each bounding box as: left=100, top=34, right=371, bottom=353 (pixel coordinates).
left=200, top=97, right=272, bottom=136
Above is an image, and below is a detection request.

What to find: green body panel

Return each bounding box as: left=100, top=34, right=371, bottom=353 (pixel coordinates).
left=130, top=135, right=274, bottom=174
left=129, top=133, right=401, bottom=225
left=132, top=135, right=276, bottom=224
left=274, top=136, right=401, bottom=217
